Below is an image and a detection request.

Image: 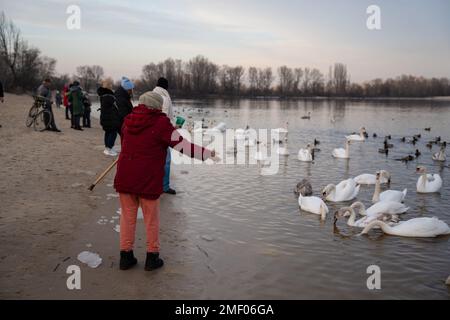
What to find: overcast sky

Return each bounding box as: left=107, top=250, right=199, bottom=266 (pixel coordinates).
left=2, top=0, right=450, bottom=82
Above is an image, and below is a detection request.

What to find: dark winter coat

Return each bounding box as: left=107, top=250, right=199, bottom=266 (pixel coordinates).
left=0, top=80, right=4, bottom=98
left=97, top=87, right=121, bottom=131
left=82, top=93, right=91, bottom=112
left=114, top=105, right=212, bottom=200
left=114, top=86, right=133, bottom=123
left=68, top=85, right=84, bottom=116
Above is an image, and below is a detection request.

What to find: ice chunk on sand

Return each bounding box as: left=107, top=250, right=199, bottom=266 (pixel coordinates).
left=77, top=251, right=102, bottom=268
left=97, top=219, right=108, bottom=225
left=201, top=235, right=214, bottom=242
left=71, top=183, right=83, bottom=188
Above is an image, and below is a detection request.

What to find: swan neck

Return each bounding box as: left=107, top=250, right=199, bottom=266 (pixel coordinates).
left=348, top=208, right=356, bottom=225
left=421, top=172, right=427, bottom=188
left=372, top=178, right=381, bottom=202
left=363, top=220, right=391, bottom=234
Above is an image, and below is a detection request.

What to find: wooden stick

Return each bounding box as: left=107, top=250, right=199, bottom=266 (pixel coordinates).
left=88, top=158, right=119, bottom=191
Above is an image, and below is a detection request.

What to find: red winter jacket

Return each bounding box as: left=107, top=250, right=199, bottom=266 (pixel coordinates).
left=114, top=105, right=212, bottom=199
left=63, top=85, right=69, bottom=107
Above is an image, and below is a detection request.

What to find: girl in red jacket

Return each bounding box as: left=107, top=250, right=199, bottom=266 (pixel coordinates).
left=114, top=91, right=216, bottom=271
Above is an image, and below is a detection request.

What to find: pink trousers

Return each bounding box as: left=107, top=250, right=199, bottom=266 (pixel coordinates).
left=119, top=193, right=160, bottom=253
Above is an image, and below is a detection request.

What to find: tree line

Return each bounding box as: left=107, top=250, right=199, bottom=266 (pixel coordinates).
left=1, top=11, right=449, bottom=98
left=133, top=57, right=450, bottom=98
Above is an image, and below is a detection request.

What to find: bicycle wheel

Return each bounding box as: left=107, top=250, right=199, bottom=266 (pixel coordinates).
left=26, top=104, right=39, bottom=127
left=33, top=109, right=52, bottom=132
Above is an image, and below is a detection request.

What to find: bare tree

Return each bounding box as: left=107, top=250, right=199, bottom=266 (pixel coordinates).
left=258, top=67, right=273, bottom=94
left=187, top=55, right=218, bottom=94
left=302, top=68, right=311, bottom=95
left=0, top=11, right=21, bottom=87
left=310, top=68, right=324, bottom=95
left=90, top=65, right=104, bottom=88
left=293, top=68, right=303, bottom=94
left=141, top=62, right=159, bottom=90
left=278, top=66, right=295, bottom=95
left=248, top=67, right=258, bottom=94
left=333, top=63, right=349, bottom=95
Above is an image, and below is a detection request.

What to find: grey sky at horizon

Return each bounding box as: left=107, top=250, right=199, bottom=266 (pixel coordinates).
left=2, top=0, right=450, bottom=83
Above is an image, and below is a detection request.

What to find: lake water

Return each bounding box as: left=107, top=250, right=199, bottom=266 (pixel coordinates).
left=95, top=98, right=450, bottom=299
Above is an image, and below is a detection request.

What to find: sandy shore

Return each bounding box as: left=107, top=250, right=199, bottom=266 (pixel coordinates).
left=0, top=93, right=213, bottom=299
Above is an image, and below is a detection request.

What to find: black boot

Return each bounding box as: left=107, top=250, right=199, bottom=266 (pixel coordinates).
left=120, top=251, right=137, bottom=270
left=145, top=252, right=164, bottom=271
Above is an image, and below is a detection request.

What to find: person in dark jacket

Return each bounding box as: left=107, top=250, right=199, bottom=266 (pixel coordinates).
left=114, top=91, right=217, bottom=271
left=98, top=79, right=121, bottom=156
left=55, top=90, right=62, bottom=108
left=82, top=91, right=92, bottom=128
left=0, top=80, right=3, bottom=128
left=68, top=81, right=84, bottom=131
left=37, top=78, right=61, bottom=132
left=115, top=76, right=134, bottom=134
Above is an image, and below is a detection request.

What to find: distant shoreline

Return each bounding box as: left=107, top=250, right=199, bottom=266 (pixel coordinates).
left=170, top=95, right=450, bottom=102
left=9, top=91, right=450, bottom=104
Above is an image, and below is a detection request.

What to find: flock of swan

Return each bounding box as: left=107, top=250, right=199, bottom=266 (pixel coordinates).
left=177, top=107, right=449, bottom=239
left=294, top=126, right=449, bottom=238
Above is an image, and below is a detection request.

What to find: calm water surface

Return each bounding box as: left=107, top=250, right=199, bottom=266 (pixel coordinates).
left=98, top=98, right=450, bottom=299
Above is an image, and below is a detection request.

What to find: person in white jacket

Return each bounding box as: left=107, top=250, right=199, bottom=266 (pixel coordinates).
left=153, top=78, right=176, bottom=195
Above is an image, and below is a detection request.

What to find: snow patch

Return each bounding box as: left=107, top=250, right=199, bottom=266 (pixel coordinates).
left=77, top=251, right=102, bottom=268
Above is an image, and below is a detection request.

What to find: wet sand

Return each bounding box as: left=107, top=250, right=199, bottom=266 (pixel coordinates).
left=0, top=93, right=214, bottom=299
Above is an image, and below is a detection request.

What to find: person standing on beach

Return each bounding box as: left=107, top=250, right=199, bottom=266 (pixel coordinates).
left=37, top=78, right=61, bottom=132
left=68, top=81, right=85, bottom=131
left=115, top=77, right=134, bottom=135
left=114, top=91, right=218, bottom=271
left=0, top=80, right=4, bottom=128
left=55, top=90, right=62, bottom=108
left=82, top=91, right=92, bottom=128
left=153, top=77, right=177, bottom=195
left=62, top=84, right=70, bottom=120
left=98, top=79, right=121, bottom=156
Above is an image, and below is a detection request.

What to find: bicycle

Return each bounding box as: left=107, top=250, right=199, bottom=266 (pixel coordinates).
left=26, top=95, right=53, bottom=132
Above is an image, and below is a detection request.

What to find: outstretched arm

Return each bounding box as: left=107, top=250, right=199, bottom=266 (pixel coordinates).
left=160, top=117, right=213, bottom=161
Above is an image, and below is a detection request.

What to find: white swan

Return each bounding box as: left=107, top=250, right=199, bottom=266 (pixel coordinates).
left=254, top=143, right=268, bottom=161
left=276, top=145, right=289, bottom=156
left=351, top=201, right=409, bottom=217
left=416, top=166, right=442, bottom=193
left=244, top=138, right=256, bottom=147
left=322, top=178, right=360, bottom=202
left=346, top=127, right=366, bottom=142
left=334, top=206, right=398, bottom=228
left=332, top=139, right=351, bottom=159
left=235, top=128, right=246, bottom=140
left=432, top=144, right=446, bottom=162
left=354, top=170, right=391, bottom=185
left=298, top=144, right=313, bottom=162
left=298, top=194, right=329, bottom=221
left=372, top=171, right=407, bottom=203
left=205, top=122, right=226, bottom=135
left=360, top=217, right=450, bottom=238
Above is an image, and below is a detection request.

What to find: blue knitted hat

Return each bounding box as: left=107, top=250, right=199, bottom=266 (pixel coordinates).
left=121, top=76, right=134, bottom=90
